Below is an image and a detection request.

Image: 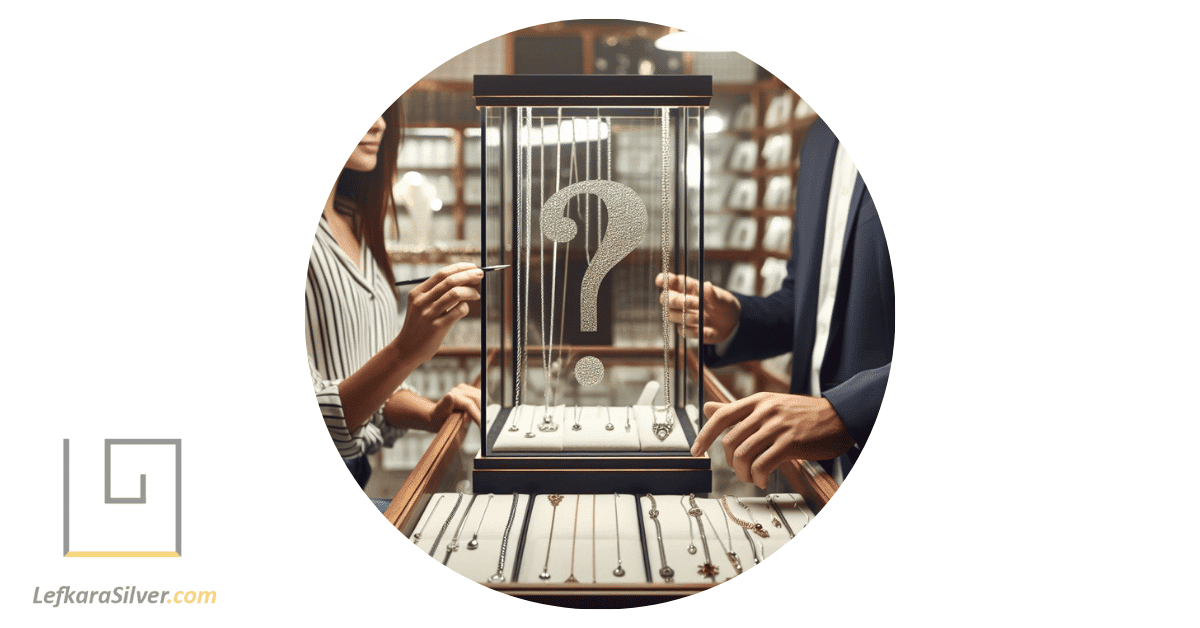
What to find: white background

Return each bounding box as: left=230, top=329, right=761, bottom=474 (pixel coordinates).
left=3, top=1, right=1197, bottom=626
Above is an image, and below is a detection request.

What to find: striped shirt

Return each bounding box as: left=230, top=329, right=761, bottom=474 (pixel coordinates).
left=306, top=214, right=410, bottom=459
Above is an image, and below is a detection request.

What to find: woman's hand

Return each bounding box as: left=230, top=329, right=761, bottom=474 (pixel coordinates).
left=384, top=383, right=481, bottom=432
left=655, top=272, right=741, bottom=345
left=395, top=262, right=482, bottom=363
left=430, top=383, right=482, bottom=428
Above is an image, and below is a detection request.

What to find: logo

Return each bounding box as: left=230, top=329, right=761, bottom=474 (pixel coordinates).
left=62, top=439, right=182, bottom=557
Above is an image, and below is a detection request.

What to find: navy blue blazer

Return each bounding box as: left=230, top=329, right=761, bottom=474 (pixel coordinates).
left=705, top=118, right=895, bottom=471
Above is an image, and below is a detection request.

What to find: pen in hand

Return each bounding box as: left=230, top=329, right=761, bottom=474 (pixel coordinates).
left=394, top=264, right=510, bottom=287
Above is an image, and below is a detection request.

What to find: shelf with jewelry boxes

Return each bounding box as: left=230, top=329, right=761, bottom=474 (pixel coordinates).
left=702, top=76, right=820, bottom=400
left=381, top=352, right=836, bottom=607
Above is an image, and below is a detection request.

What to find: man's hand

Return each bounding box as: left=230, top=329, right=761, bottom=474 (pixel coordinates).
left=655, top=272, right=741, bottom=345
left=692, top=392, right=854, bottom=488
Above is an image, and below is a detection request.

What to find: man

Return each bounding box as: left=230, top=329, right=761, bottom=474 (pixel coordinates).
left=659, top=117, right=894, bottom=487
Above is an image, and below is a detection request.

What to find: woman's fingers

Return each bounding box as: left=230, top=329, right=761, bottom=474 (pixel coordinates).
left=417, top=262, right=477, bottom=293
left=413, top=264, right=483, bottom=308
left=428, top=285, right=480, bottom=318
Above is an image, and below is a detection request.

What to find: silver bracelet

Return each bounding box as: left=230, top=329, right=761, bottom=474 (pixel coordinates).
left=429, top=492, right=465, bottom=558
left=645, top=494, right=674, bottom=582
left=488, top=493, right=520, bottom=583
left=443, top=494, right=477, bottom=565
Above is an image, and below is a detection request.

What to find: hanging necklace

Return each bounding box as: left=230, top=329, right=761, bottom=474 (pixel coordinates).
left=794, top=497, right=811, bottom=528
left=741, top=526, right=762, bottom=564
left=565, top=495, right=580, bottom=583
left=702, top=503, right=743, bottom=576
left=721, top=495, right=770, bottom=538
left=488, top=493, right=520, bottom=583
left=516, top=106, right=528, bottom=410
left=767, top=495, right=793, bottom=538
left=591, top=494, right=597, bottom=583
left=467, top=493, right=494, bottom=550
left=680, top=495, right=697, bottom=555
left=687, top=494, right=719, bottom=581
left=611, top=493, right=626, bottom=577
left=539, top=494, right=564, bottom=580
left=653, top=107, right=675, bottom=442
left=443, top=494, right=477, bottom=565
left=410, top=494, right=444, bottom=543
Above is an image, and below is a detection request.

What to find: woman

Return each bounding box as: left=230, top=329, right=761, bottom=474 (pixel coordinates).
left=306, top=101, right=483, bottom=488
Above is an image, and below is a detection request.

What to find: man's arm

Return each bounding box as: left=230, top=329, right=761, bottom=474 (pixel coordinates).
left=821, top=363, right=890, bottom=447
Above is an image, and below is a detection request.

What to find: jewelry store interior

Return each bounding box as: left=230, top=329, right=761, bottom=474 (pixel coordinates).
left=342, top=19, right=833, bottom=607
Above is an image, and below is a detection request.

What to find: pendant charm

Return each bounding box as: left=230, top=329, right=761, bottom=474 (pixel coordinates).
left=565, top=574, right=578, bottom=583
left=752, top=523, right=769, bottom=538
left=698, top=562, right=720, bottom=578
left=727, top=552, right=743, bottom=575
left=659, top=566, right=674, bottom=582
left=652, top=422, right=672, bottom=441
left=772, top=517, right=782, bottom=528
left=613, top=563, right=625, bottom=577
left=687, top=543, right=697, bottom=555
left=488, top=573, right=506, bottom=583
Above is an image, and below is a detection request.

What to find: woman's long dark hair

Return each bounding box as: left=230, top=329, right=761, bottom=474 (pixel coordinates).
left=334, top=99, right=404, bottom=300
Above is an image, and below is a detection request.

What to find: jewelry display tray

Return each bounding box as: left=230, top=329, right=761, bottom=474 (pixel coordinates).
left=382, top=354, right=839, bottom=607
left=475, top=405, right=712, bottom=495
left=408, top=491, right=814, bottom=599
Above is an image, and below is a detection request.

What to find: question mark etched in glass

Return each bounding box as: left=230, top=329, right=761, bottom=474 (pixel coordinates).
left=540, top=179, right=647, bottom=386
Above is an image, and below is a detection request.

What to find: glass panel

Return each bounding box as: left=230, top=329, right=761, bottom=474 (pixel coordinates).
left=480, top=103, right=703, bottom=455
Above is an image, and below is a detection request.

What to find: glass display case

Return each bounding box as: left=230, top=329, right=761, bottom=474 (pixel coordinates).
left=471, top=75, right=713, bottom=494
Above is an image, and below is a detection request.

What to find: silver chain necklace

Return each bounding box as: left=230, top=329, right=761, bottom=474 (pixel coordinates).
left=653, top=108, right=675, bottom=441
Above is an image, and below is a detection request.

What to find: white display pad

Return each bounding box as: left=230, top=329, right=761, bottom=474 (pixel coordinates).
left=515, top=494, right=647, bottom=584
left=634, top=406, right=690, bottom=451
left=409, top=493, right=531, bottom=584
left=491, top=405, right=691, bottom=453
left=492, top=405, right=566, bottom=452
left=561, top=406, right=641, bottom=451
